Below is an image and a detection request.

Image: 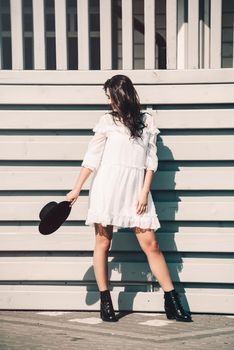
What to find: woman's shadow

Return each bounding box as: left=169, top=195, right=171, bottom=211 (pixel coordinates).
left=84, top=134, right=188, bottom=320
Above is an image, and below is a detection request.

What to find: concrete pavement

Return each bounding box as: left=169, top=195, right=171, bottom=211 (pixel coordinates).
left=0, top=310, right=234, bottom=349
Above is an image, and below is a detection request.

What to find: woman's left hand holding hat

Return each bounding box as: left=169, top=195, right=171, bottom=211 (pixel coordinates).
left=66, top=188, right=80, bottom=207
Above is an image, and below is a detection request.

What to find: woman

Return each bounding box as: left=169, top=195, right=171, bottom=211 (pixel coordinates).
left=66, top=75, right=192, bottom=323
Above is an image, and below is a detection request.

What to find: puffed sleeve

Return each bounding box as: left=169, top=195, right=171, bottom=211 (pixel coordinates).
left=81, top=115, right=108, bottom=171
left=144, top=113, right=160, bottom=173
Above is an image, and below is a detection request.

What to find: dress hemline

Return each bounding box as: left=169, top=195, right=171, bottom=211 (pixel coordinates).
left=85, top=210, right=161, bottom=232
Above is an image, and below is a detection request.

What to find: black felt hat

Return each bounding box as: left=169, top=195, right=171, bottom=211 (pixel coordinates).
left=38, top=200, right=72, bottom=235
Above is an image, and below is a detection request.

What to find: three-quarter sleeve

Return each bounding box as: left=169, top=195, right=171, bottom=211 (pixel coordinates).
left=144, top=114, right=160, bottom=173
left=81, top=115, right=108, bottom=171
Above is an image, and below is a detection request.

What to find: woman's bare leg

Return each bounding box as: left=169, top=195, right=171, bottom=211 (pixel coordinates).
left=132, top=227, right=174, bottom=292
left=93, top=223, right=113, bottom=292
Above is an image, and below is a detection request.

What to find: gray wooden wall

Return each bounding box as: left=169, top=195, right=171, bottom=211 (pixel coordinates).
left=0, top=69, right=234, bottom=313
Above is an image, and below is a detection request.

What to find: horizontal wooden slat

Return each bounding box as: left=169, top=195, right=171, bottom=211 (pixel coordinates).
left=0, top=84, right=234, bottom=104
left=0, top=286, right=233, bottom=313
left=1, top=69, right=233, bottom=85
left=2, top=167, right=234, bottom=190
left=1, top=135, right=234, bottom=160
left=0, top=231, right=233, bottom=252
left=0, top=258, right=233, bottom=283
left=1, top=109, right=234, bottom=129
left=0, top=196, right=234, bottom=221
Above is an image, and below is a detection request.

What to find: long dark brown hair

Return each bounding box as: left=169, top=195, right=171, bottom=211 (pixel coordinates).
left=103, top=75, right=147, bottom=140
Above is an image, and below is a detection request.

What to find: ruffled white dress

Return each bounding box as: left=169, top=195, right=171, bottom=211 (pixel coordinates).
left=81, top=111, right=161, bottom=233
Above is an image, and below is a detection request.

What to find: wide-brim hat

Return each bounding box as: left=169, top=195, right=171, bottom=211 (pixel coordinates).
left=38, top=200, right=72, bottom=235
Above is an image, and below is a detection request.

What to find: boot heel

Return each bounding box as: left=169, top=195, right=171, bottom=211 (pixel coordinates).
left=165, top=306, right=175, bottom=319
left=100, top=290, right=118, bottom=322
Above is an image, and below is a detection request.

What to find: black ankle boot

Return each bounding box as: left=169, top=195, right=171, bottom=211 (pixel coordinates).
left=164, top=289, right=193, bottom=322
left=100, top=290, right=118, bottom=322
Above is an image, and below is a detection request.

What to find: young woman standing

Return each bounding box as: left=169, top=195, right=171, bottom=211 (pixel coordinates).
left=66, top=75, right=193, bottom=323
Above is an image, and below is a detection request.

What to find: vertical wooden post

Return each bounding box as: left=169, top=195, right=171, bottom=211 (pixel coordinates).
left=33, top=0, right=46, bottom=69
left=177, top=0, right=186, bottom=69
left=122, top=0, right=133, bottom=69
left=10, top=0, right=24, bottom=69
left=54, top=0, right=68, bottom=70
left=188, top=0, right=199, bottom=69
left=100, top=0, right=112, bottom=69
left=210, top=0, right=222, bottom=68
left=77, top=0, right=90, bottom=69
left=144, top=0, right=155, bottom=69
left=166, top=0, right=177, bottom=69
left=203, top=0, right=210, bottom=68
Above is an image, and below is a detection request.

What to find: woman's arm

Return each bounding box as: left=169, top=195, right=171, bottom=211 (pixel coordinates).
left=66, top=166, right=92, bottom=206
left=66, top=115, right=108, bottom=206
left=142, top=169, right=154, bottom=194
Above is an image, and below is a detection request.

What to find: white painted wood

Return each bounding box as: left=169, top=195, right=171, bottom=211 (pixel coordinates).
left=1, top=134, right=234, bottom=160
left=2, top=108, right=234, bottom=129
left=100, top=0, right=112, bottom=69
left=1, top=195, right=234, bottom=221
left=77, top=0, right=89, bottom=69
left=166, top=0, right=177, bottom=69
left=10, top=0, right=24, bottom=69
left=0, top=69, right=234, bottom=84
left=122, top=0, right=133, bottom=69
left=32, top=0, right=46, bottom=69
left=0, top=84, right=234, bottom=104
left=203, top=0, right=210, bottom=68
left=0, top=231, right=233, bottom=252
left=0, top=286, right=233, bottom=313
left=188, top=0, right=199, bottom=69
left=0, top=110, right=108, bottom=129
left=177, top=0, right=186, bottom=69
left=210, top=0, right=222, bottom=68
left=3, top=166, right=234, bottom=190
left=54, top=0, right=68, bottom=69
left=144, top=0, right=155, bottom=69
left=0, top=258, right=233, bottom=283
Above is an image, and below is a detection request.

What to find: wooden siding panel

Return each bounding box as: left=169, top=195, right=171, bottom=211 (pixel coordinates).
left=0, top=195, right=234, bottom=222
left=2, top=167, right=234, bottom=191
left=0, top=84, right=234, bottom=104
left=0, top=258, right=233, bottom=283
left=0, top=69, right=234, bottom=83
left=1, top=109, right=234, bottom=129
left=0, top=135, right=234, bottom=160
left=0, top=286, right=233, bottom=313
left=1, top=230, right=234, bottom=252
left=0, top=70, right=233, bottom=313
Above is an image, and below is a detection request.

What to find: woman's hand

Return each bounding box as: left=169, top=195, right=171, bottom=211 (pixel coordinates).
left=136, top=190, right=149, bottom=215
left=66, top=189, right=80, bottom=207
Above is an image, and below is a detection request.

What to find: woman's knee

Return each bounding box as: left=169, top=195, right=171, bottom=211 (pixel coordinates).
left=132, top=227, right=161, bottom=254
left=143, top=239, right=161, bottom=254
left=94, top=223, right=113, bottom=251
left=95, top=236, right=111, bottom=251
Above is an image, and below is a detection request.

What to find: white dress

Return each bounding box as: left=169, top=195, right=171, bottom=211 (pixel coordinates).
left=81, top=111, right=161, bottom=233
